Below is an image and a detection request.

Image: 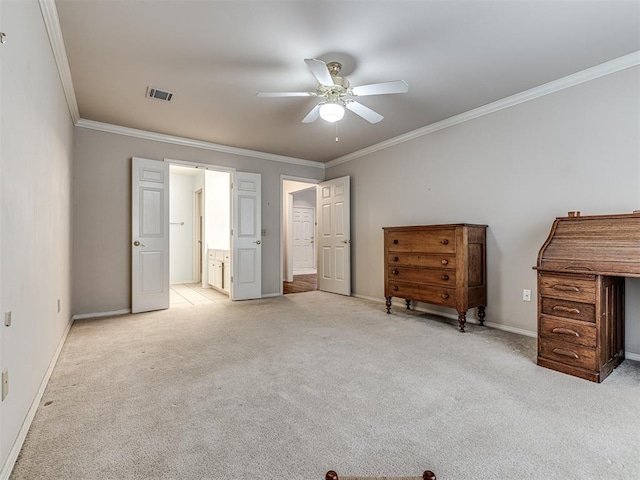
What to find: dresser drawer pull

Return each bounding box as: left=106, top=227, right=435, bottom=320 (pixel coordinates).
left=441, top=275, right=449, bottom=281
left=563, top=266, right=593, bottom=271
left=393, top=256, right=399, bottom=262
left=551, top=327, right=580, bottom=337
left=441, top=259, right=448, bottom=265
left=393, top=239, right=399, bottom=244
left=552, top=305, right=581, bottom=314
left=392, top=269, right=399, bottom=275
left=441, top=239, right=449, bottom=245
left=441, top=293, right=449, bottom=299
left=552, top=348, right=579, bottom=359
left=393, top=285, right=399, bottom=291
left=552, top=285, right=580, bottom=292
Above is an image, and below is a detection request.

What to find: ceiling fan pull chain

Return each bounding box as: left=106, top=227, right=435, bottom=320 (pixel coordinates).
left=335, top=122, right=339, bottom=143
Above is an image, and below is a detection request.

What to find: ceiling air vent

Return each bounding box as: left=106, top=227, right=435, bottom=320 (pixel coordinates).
left=146, top=86, right=173, bottom=102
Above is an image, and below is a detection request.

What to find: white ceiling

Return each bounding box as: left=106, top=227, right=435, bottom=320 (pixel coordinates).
left=55, top=0, right=640, bottom=163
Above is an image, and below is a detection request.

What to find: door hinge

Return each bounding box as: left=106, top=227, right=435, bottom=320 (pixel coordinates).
left=231, top=276, right=233, bottom=283
left=231, top=229, right=233, bottom=236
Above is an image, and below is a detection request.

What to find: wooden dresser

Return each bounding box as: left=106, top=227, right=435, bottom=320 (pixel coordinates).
left=535, top=212, right=640, bottom=382
left=383, top=224, right=487, bottom=332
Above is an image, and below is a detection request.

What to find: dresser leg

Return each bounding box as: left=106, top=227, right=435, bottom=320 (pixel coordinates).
left=477, top=306, right=486, bottom=326
left=405, top=299, right=411, bottom=310
left=457, top=312, right=467, bottom=332
left=385, top=296, right=392, bottom=314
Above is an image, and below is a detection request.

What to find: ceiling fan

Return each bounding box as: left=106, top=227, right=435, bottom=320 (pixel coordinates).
left=257, top=59, right=408, bottom=124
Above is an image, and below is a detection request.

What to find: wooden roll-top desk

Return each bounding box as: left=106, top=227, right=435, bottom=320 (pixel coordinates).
left=534, top=211, right=640, bottom=382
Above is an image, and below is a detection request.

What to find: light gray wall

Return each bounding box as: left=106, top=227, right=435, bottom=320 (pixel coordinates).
left=293, top=189, right=316, bottom=209
left=0, top=0, right=74, bottom=472
left=327, top=67, right=640, bottom=356
left=169, top=172, right=195, bottom=283
left=72, top=128, right=324, bottom=314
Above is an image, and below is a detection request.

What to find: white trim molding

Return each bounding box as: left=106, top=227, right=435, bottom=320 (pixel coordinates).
left=72, top=309, right=131, bottom=321
left=38, top=0, right=80, bottom=124
left=327, top=51, right=640, bottom=168
left=0, top=316, right=74, bottom=480
left=76, top=119, right=325, bottom=169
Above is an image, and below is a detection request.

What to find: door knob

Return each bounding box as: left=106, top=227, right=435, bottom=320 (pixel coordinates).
left=133, top=240, right=145, bottom=247
left=342, top=239, right=351, bottom=244
left=254, top=240, right=261, bottom=245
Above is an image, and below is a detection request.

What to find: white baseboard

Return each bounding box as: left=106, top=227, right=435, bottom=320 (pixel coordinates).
left=0, top=315, right=74, bottom=480
left=626, top=352, right=640, bottom=362
left=72, top=309, right=131, bottom=320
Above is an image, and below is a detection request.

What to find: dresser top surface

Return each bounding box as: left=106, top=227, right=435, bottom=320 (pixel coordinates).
left=383, top=223, right=488, bottom=231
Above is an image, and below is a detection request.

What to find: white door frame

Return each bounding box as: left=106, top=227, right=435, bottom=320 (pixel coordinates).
left=193, top=188, right=203, bottom=283
left=166, top=158, right=234, bottom=295
left=280, top=176, right=320, bottom=293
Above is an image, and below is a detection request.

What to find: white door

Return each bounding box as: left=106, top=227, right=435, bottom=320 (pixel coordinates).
left=231, top=172, right=262, bottom=300
left=293, top=207, right=315, bottom=270
left=317, top=176, right=351, bottom=296
left=132, top=157, right=170, bottom=313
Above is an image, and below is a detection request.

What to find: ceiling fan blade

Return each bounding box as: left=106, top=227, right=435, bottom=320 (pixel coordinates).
left=304, top=58, right=334, bottom=87
left=302, top=104, right=321, bottom=123
left=257, top=92, right=315, bottom=97
left=351, top=80, right=409, bottom=96
left=346, top=101, right=384, bottom=124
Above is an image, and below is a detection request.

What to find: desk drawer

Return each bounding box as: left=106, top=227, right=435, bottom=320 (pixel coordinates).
left=387, top=253, right=456, bottom=269
left=386, top=281, right=456, bottom=308
left=387, top=266, right=455, bottom=286
left=539, top=316, right=596, bottom=348
left=539, top=273, right=596, bottom=303
left=386, top=229, right=456, bottom=254
left=541, top=297, right=595, bottom=323
left=539, top=338, right=596, bottom=371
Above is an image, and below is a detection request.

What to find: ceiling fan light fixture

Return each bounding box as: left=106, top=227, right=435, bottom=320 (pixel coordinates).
left=319, top=102, right=345, bottom=123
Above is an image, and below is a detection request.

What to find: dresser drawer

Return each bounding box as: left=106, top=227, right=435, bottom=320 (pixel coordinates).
left=387, top=253, right=456, bottom=269
left=539, top=273, right=596, bottom=303
left=539, top=316, right=596, bottom=348
left=387, top=229, right=456, bottom=254
left=388, top=266, right=455, bottom=286
left=539, top=338, right=596, bottom=370
left=386, top=281, right=456, bottom=307
left=541, top=297, right=595, bottom=323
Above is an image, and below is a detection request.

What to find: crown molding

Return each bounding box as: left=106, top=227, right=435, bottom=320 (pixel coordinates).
left=76, top=119, right=325, bottom=169
left=39, top=0, right=80, bottom=124
left=326, top=51, right=640, bottom=168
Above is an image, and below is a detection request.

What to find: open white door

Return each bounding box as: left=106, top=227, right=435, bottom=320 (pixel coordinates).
left=231, top=172, right=262, bottom=300
left=132, top=157, right=170, bottom=313
left=317, top=176, right=351, bottom=296
left=293, top=206, right=315, bottom=271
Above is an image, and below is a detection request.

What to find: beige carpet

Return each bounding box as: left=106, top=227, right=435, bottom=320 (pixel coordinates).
left=10, top=291, right=640, bottom=479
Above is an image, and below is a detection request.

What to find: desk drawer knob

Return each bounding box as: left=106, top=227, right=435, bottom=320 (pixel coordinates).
left=393, top=269, right=399, bottom=275
left=441, top=259, right=448, bottom=265
left=441, top=293, right=449, bottom=299
left=552, top=327, right=580, bottom=337
left=393, top=239, right=399, bottom=244
left=393, top=285, right=399, bottom=291
left=393, top=256, right=399, bottom=262
left=441, top=275, right=449, bottom=281
left=441, top=239, right=449, bottom=245
left=552, top=348, right=579, bottom=359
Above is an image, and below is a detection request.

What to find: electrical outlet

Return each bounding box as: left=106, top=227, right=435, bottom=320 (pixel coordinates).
left=4, top=311, right=11, bottom=327
left=522, top=289, right=532, bottom=302
left=1, top=369, right=8, bottom=401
